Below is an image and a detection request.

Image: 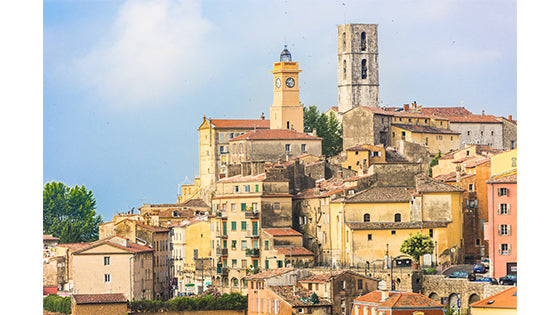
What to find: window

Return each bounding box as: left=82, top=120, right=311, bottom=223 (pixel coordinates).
left=499, top=203, right=510, bottom=215
left=468, top=184, right=475, bottom=192
left=301, top=144, right=307, bottom=153
left=231, top=203, right=237, bottom=212
left=241, top=221, right=247, bottom=231
left=104, top=256, right=110, bottom=266
left=242, top=240, right=247, bottom=250
left=285, top=144, right=291, bottom=152
left=358, top=279, right=363, bottom=290
left=255, top=185, right=259, bottom=192
left=499, top=244, right=511, bottom=255
left=231, top=221, right=237, bottom=231
left=244, top=185, right=250, bottom=193
left=265, top=240, right=269, bottom=250
left=104, top=274, right=111, bottom=283
left=342, top=32, right=346, bottom=50
left=242, top=259, right=247, bottom=268
left=231, top=240, right=237, bottom=249
left=498, top=188, right=509, bottom=196
left=429, top=229, right=434, bottom=238
left=274, top=202, right=280, bottom=210
left=367, top=234, right=372, bottom=241
left=274, top=299, right=279, bottom=314
left=425, top=137, right=429, bottom=145
left=232, top=259, right=238, bottom=268
left=499, top=224, right=511, bottom=236
left=343, top=60, right=347, bottom=79
left=233, top=185, right=240, bottom=193
left=360, top=32, right=366, bottom=51
left=341, top=280, right=346, bottom=290
left=241, top=203, right=247, bottom=211
left=361, top=59, right=367, bottom=79
left=252, top=202, right=258, bottom=211
left=363, top=213, right=370, bottom=222
left=394, top=213, right=401, bottom=222
left=372, top=151, right=380, bottom=157
left=467, top=131, right=471, bottom=136
left=391, top=230, right=396, bottom=235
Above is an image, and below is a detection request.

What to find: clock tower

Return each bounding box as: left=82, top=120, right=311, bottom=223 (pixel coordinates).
left=270, top=45, right=304, bottom=132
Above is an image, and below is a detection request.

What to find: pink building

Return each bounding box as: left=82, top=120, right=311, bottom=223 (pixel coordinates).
left=484, top=171, right=517, bottom=279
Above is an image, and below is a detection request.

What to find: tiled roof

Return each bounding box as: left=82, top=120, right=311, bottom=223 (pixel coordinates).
left=274, top=246, right=314, bottom=256
left=262, top=228, right=302, bottom=237
left=360, top=106, right=394, bottom=116
left=446, top=115, right=501, bottom=123
left=245, top=267, right=294, bottom=280
left=299, top=270, right=346, bottom=283
left=229, top=129, right=322, bottom=141
left=182, top=198, right=211, bottom=208
left=268, top=284, right=331, bottom=307
left=418, top=107, right=473, bottom=117
left=43, top=234, right=60, bottom=241
left=391, top=124, right=460, bottom=135
left=75, top=237, right=154, bottom=254
left=470, top=286, right=516, bottom=309
left=73, top=293, right=128, bottom=304
left=379, top=292, right=445, bottom=309
left=158, top=208, right=195, bottom=218
left=346, top=221, right=451, bottom=230
left=327, top=106, right=339, bottom=113
left=416, top=175, right=464, bottom=193
left=218, top=173, right=267, bottom=183
left=464, top=157, right=490, bottom=168
left=354, top=290, right=384, bottom=303
left=342, top=186, right=414, bottom=203
left=295, top=177, right=345, bottom=199
left=56, top=242, right=92, bottom=252
left=135, top=221, right=170, bottom=233
left=487, top=171, right=517, bottom=184
left=209, top=119, right=270, bottom=129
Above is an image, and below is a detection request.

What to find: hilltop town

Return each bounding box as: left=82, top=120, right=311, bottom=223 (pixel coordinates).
left=43, top=23, right=517, bottom=315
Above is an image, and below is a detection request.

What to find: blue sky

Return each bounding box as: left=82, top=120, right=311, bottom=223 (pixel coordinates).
left=43, top=0, right=517, bottom=222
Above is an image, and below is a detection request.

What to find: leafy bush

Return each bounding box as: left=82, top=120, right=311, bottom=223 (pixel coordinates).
left=129, top=290, right=247, bottom=312
left=425, top=267, right=437, bottom=275
left=43, top=294, right=71, bottom=314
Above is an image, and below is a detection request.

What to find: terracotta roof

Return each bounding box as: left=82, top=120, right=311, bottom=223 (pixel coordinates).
left=464, top=157, right=490, bottom=168
left=274, top=246, right=314, bottom=256
left=299, top=270, right=346, bottom=283
left=209, top=119, right=270, bottom=129
left=354, top=290, right=384, bottom=303
left=74, top=237, right=154, bottom=254
left=446, top=115, right=501, bottom=123
left=487, top=171, right=517, bottom=184
left=391, top=124, right=460, bottom=135
left=182, top=198, right=210, bottom=208
left=416, top=175, right=464, bottom=193
left=379, top=292, right=445, bottom=309
left=135, top=221, right=170, bottom=233
left=229, top=129, right=322, bottom=141
left=342, top=186, right=414, bottom=203
left=73, top=293, right=128, bottom=304
left=158, top=208, right=196, bottom=218
left=56, top=242, right=92, bottom=252
left=470, top=287, right=516, bottom=309
left=267, top=284, right=331, bottom=307
left=418, top=106, right=473, bottom=117
left=43, top=234, right=60, bottom=241
left=218, top=173, right=267, bottom=183
left=262, top=228, right=302, bottom=237
left=327, top=106, right=339, bottom=113
left=245, top=267, right=294, bottom=280
left=346, top=221, right=451, bottom=230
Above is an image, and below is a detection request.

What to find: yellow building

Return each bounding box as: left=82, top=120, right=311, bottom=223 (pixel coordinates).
left=327, top=175, right=464, bottom=267
left=72, top=236, right=154, bottom=300
left=432, top=144, right=503, bottom=178
left=177, top=177, right=202, bottom=203
left=341, top=144, right=387, bottom=172
left=390, top=123, right=460, bottom=156
left=490, top=148, right=517, bottom=177
left=270, top=46, right=304, bottom=132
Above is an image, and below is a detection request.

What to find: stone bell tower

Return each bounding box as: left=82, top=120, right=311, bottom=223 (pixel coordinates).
left=337, top=24, right=380, bottom=113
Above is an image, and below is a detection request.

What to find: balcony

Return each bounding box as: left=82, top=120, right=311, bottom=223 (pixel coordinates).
left=246, top=248, right=260, bottom=257
left=245, top=231, right=259, bottom=238
left=216, top=248, right=228, bottom=257
left=216, top=266, right=229, bottom=275
left=217, top=232, right=228, bottom=239
left=244, top=211, right=260, bottom=219
left=216, top=211, right=228, bottom=219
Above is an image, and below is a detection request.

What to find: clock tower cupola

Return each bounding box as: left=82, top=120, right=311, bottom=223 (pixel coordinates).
left=270, top=45, right=303, bottom=132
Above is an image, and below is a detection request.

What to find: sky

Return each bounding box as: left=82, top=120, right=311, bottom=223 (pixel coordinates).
left=42, top=0, right=518, bottom=222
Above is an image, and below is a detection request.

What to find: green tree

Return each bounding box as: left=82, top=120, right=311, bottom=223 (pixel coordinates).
left=399, top=233, right=434, bottom=262
left=428, top=150, right=442, bottom=177
left=303, top=105, right=343, bottom=157
left=43, top=181, right=103, bottom=243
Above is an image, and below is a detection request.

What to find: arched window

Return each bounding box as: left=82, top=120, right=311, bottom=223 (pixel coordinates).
left=364, top=213, right=370, bottom=222
left=361, top=59, right=367, bottom=79
left=343, top=60, right=347, bottom=80
left=394, top=213, right=401, bottom=222
left=361, top=32, right=366, bottom=51
left=342, top=32, right=346, bottom=51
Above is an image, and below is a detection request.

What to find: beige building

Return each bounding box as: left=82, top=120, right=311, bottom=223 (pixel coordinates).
left=72, top=236, right=154, bottom=300
left=72, top=293, right=128, bottom=315
left=54, top=242, right=91, bottom=291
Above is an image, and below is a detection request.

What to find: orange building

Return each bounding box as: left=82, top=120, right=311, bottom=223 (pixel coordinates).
left=352, top=290, right=445, bottom=315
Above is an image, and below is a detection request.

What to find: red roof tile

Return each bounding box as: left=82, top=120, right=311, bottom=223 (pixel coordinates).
left=73, top=293, right=128, bottom=304
left=245, top=267, right=294, bottom=280
left=56, top=242, right=92, bottom=252
left=43, top=234, right=60, bottom=241
left=299, top=270, right=346, bottom=283
left=209, top=119, right=270, bottom=129
left=274, top=246, right=314, bottom=256
left=355, top=291, right=444, bottom=311
left=419, top=107, right=473, bottom=117
left=267, top=284, right=331, bottom=307
left=229, top=129, right=321, bottom=141
left=487, top=171, right=517, bottom=184
left=262, top=228, right=302, bottom=237
left=470, top=287, right=516, bottom=309
left=392, top=124, right=460, bottom=135
left=218, top=173, right=267, bottom=183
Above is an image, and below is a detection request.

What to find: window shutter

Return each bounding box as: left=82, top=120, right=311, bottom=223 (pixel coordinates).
left=507, top=204, right=511, bottom=213
left=497, top=204, right=501, bottom=214
left=507, top=225, right=511, bottom=236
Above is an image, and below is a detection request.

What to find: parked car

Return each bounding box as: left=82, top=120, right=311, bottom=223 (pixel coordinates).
left=499, top=274, right=517, bottom=285
left=474, top=277, right=498, bottom=285
left=481, top=258, right=490, bottom=268
left=448, top=271, right=469, bottom=279
left=474, top=263, right=486, bottom=273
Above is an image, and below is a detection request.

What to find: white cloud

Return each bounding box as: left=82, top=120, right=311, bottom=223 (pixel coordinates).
left=75, top=0, right=214, bottom=110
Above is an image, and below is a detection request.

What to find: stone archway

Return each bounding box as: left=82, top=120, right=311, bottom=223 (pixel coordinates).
left=429, top=292, right=440, bottom=303
left=449, top=293, right=459, bottom=310
left=469, top=293, right=481, bottom=304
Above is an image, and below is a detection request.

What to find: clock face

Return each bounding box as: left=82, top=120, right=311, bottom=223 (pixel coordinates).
left=275, top=77, right=281, bottom=89
left=286, top=77, right=295, bottom=88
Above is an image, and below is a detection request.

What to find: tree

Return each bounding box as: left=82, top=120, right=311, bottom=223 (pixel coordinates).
left=43, top=181, right=103, bottom=243
left=303, top=105, right=343, bottom=157
left=399, top=233, right=434, bottom=262
left=428, top=150, right=442, bottom=177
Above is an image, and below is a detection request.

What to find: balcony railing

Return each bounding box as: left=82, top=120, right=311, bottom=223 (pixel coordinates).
left=246, top=248, right=260, bottom=257
left=245, top=231, right=259, bottom=238
left=244, top=211, right=260, bottom=219
left=216, top=211, right=228, bottom=219
left=216, top=248, right=228, bottom=257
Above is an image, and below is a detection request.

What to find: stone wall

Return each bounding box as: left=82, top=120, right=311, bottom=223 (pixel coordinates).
left=368, top=163, right=424, bottom=187
left=450, top=122, right=503, bottom=150
left=396, top=140, right=431, bottom=173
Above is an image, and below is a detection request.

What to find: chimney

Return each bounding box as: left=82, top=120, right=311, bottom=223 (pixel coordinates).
left=508, top=115, right=512, bottom=121
left=381, top=290, right=390, bottom=300
left=312, top=128, right=317, bottom=136
left=481, top=110, right=485, bottom=116
left=338, top=170, right=343, bottom=179
left=403, top=104, right=410, bottom=111
left=455, top=164, right=461, bottom=188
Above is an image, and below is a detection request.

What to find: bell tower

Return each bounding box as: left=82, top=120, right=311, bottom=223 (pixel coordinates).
left=270, top=46, right=304, bottom=132
left=337, top=24, right=380, bottom=113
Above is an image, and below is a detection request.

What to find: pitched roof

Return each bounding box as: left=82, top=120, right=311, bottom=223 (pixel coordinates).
left=378, top=292, right=445, bottom=309
left=342, top=186, right=414, bottom=203
left=218, top=173, right=267, bottom=183
left=245, top=267, right=294, bottom=280
left=262, top=228, right=302, bottom=237
left=74, top=237, right=154, bottom=254
left=43, top=234, right=60, bottom=241
left=487, top=171, right=517, bottom=184
left=418, top=107, right=473, bottom=117
left=56, top=242, right=92, bottom=252
left=135, top=221, right=170, bottom=233
left=274, top=246, right=314, bottom=256
left=298, top=270, right=346, bottom=283
left=470, top=287, right=517, bottom=309
left=415, top=175, right=464, bottom=193
left=229, top=129, right=322, bottom=141
left=209, top=118, right=270, bottom=129
left=73, top=293, right=128, bottom=304
left=346, top=221, right=451, bottom=230
left=267, top=284, right=331, bottom=307
left=391, top=124, right=460, bottom=135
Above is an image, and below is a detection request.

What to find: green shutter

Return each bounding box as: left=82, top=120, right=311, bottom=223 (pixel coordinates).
left=241, top=221, right=247, bottom=231
left=241, top=203, right=246, bottom=211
